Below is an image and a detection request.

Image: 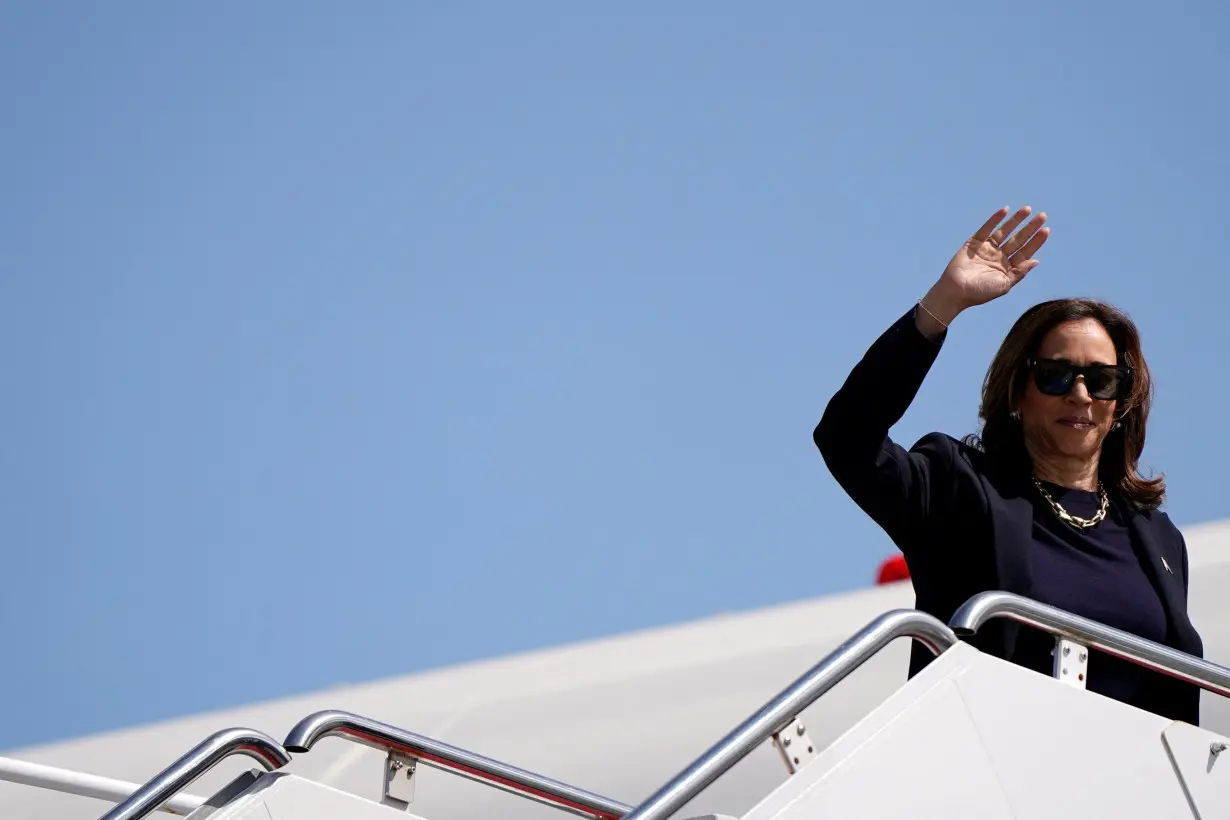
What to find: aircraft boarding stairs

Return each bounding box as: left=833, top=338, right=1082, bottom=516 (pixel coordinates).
left=8, top=591, right=1230, bottom=819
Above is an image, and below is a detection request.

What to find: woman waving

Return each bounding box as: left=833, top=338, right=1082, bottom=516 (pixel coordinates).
left=814, top=206, right=1203, bottom=723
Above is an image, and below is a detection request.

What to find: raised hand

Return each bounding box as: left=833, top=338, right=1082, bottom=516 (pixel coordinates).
left=932, top=206, right=1050, bottom=314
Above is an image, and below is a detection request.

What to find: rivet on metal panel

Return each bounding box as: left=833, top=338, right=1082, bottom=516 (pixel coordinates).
left=382, top=751, right=417, bottom=810
left=771, top=718, right=818, bottom=775
left=1053, top=638, right=1089, bottom=690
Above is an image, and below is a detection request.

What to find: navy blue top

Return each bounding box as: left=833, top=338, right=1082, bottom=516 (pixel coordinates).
left=1010, top=480, right=1168, bottom=707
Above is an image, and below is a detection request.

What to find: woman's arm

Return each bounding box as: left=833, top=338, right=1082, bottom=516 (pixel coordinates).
left=813, top=305, right=957, bottom=545
left=814, top=205, right=1050, bottom=546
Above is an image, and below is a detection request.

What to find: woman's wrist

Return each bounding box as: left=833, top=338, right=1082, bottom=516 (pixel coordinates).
left=915, top=284, right=965, bottom=340
left=920, top=283, right=966, bottom=325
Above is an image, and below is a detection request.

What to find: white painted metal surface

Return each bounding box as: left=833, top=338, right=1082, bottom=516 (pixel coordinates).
left=745, top=645, right=1020, bottom=820
left=742, top=643, right=1219, bottom=819
left=192, top=773, right=427, bottom=820
left=1162, top=722, right=1230, bottom=819
left=4, top=517, right=1230, bottom=819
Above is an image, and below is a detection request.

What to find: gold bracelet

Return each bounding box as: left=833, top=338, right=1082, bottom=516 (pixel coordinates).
left=917, top=299, right=949, bottom=329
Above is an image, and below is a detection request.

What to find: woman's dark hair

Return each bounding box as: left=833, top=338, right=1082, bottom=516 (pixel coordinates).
left=968, top=298, right=1164, bottom=510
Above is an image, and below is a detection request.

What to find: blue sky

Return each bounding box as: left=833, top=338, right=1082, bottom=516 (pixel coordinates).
left=3, top=3, right=1228, bottom=750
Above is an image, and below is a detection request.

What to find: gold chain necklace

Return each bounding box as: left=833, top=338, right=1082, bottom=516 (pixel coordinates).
left=1032, top=476, right=1108, bottom=529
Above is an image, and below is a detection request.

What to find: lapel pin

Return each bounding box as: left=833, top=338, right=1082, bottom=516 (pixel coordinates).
left=1161, top=557, right=1173, bottom=574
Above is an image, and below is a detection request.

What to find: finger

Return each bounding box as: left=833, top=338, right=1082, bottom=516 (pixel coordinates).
left=991, top=205, right=1034, bottom=245
left=1005, top=258, right=1040, bottom=286
left=1001, top=212, right=1047, bottom=256
left=1008, top=224, right=1050, bottom=262
left=1013, top=258, right=1041, bottom=278
left=970, top=206, right=1011, bottom=243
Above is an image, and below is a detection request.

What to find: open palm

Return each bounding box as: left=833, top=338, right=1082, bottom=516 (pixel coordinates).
left=940, top=206, right=1050, bottom=309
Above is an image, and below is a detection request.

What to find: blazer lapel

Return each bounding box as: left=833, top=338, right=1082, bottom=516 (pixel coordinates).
left=1122, top=503, right=1188, bottom=643
left=988, top=474, right=1035, bottom=597
left=985, top=474, right=1036, bottom=661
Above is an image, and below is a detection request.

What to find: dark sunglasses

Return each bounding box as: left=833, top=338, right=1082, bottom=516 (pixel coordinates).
left=1027, top=358, right=1133, bottom=401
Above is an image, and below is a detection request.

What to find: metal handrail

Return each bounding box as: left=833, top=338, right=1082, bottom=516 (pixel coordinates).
left=283, top=710, right=633, bottom=819
left=0, top=756, right=205, bottom=816
left=950, top=590, right=1230, bottom=697
left=98, top=727, right=292, bottom=820
left=618, top=609, right=958, bottom=820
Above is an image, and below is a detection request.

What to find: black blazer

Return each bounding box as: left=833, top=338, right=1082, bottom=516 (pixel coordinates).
left=814, top=307, right=1204, bottom=724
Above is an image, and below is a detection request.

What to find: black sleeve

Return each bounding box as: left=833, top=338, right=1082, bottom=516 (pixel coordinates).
left=813, top=306, right=958, bottom=551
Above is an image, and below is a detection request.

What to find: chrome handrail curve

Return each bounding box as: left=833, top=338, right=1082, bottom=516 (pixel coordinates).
left=618, top=608, right=958, bottom=820
left=950, top=590, right=1230, bottom=697
left=98, top=727, right=291, bottom=820
left=283, top=710, right=632, bottom=819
